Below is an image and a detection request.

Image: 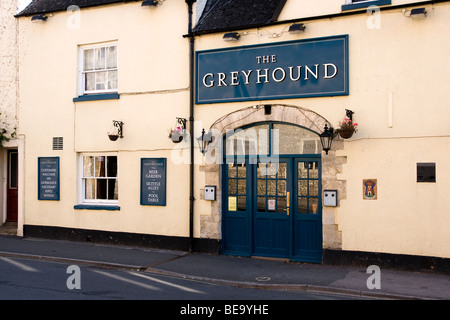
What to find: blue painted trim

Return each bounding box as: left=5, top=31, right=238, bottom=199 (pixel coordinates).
left=74, top=204, right=120, bottom=211
left=342, top=0, right=391, bottom=11
left=73, top=93, right=120, bottom=102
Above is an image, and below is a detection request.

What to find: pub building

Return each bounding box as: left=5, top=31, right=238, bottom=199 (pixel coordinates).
left=10, top=0, right=450, bottom=270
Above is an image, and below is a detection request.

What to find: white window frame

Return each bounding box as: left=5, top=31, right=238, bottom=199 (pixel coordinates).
left=77, top=153, right=119, bottom=206
left=78, top=41, right=118, bottom=96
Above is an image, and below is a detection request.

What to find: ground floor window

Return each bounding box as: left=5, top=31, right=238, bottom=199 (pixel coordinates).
left=80, top=154, right=118, bottom=204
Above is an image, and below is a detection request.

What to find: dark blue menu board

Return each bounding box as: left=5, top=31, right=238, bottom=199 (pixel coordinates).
left=140, top=158, right=166, bottom=206
left=38, top=157, right=60, bottom=200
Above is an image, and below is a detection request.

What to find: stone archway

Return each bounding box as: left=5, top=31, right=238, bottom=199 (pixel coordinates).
left=199, top=104, right=345, bottom=252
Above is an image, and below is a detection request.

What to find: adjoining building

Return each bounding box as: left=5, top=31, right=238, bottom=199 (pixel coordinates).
left=0, top=0, right=22, bottom=235
left=14, top=0, right=450, bottom=271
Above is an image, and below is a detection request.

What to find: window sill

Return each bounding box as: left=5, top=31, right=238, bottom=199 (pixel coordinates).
left=74, top=204, right=120, bottom=211
left=73, top=93, right=120, bottom=102
left=342, top=0, right=391, bottom=11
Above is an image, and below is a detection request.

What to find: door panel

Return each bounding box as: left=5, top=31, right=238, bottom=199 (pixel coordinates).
left=292, top=158, right=322, bottom=262
left=7, top=150, right=18, bottom=222
left=253, top=159, right=290, bottom=257
left=222, top=162, right=251, bottom=256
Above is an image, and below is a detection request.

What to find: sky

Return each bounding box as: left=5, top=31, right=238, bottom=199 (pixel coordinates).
left=17, top=0, right=32, bottom=13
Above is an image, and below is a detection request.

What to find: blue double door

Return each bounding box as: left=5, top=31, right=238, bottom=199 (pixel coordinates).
left=222, top=156, right=323, bottom=263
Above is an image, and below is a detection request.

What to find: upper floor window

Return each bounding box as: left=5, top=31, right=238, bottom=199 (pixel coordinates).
left=79, top=42, right=118, bottom=95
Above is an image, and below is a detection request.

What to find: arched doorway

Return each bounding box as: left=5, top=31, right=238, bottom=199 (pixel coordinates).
left=221, top=122, right=323, bottom=262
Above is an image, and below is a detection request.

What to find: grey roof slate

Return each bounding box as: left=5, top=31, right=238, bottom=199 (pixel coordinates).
left=193, top=0, right=287, bottom=33
left=16, top=0, right=138, bottom=17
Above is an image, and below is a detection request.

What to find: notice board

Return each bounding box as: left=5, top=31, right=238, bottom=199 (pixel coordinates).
left=140, top=158, right=167, bottom=206
left=38, top=157, right=60, bottom=200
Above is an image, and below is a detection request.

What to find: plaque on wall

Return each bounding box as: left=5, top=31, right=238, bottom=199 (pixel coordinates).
left=38, top=157, right=60, bottom=200
left=140, top=158, right=167, bottom=206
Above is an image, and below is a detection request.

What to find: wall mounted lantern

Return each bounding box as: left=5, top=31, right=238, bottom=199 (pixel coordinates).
left=409, top=8, right=427, bottom=18
left=288, top=23, right=306, bottom=34
left=197, top=129, right=212, bottom=154
left=107, top=120, right=124, bottom=141
left=31, top=14, right=48, bottom=22
left=142, top=0, right=164, bottom=7
left=319, top=124, right=334, bottom=155
left=223, top=32, right=240, bottom=42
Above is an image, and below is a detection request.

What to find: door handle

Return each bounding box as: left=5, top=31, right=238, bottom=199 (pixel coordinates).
left=286, top=192, right=290, bottom=215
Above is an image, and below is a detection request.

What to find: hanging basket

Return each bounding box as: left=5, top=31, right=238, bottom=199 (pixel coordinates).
left=169, top=129, right=187, bottom=143
left=338, top=128, right=354, bottom=139
left=108, top=133, right=119, bottom=141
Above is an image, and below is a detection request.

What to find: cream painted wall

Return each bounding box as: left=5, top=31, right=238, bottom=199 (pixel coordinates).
left=18, top=2, right=192, bottom=237
left=194, top=2, right=450, bottom=258
left=279, top=0, right=438, bottom=20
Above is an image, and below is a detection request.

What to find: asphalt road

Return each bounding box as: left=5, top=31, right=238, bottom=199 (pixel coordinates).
left=0, top=256, right=367, bottom=302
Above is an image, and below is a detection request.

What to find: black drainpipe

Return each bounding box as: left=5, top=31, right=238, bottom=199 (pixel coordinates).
left=185, top=0, right=196, bottom=253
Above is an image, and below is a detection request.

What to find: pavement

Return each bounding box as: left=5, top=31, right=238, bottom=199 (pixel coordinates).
left=1, top=234, right=449, bottom=300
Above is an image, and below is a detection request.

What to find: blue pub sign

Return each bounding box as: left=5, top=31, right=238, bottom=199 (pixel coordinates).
left=195, top=35, right=349, bottom=104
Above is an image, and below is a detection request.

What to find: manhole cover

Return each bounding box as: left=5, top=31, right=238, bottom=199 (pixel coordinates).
left=255, top=277, right=271, bottom=282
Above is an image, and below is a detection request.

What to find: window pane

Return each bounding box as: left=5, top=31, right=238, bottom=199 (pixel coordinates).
left=83, top=156, right=94, bottom=177
left=85, top=73, right=95, bottom=91
left=95, top=47, right=106, bottom=70
left=257, top=196, right=265, bottom=211
left=96, top=179, right=107, bottom=200
left=225, top=124, right=269, bottom=156
left=257, top=179, right=266, bottom=195
left=83, top=49, right=94, bottom=71
left=278, top=162, right=287, bottom=179
left=309, top=180, right=318, bottom=196
left=108, top=179, right=118, bottom=200
left=273, top=123, right=320, bottom=155
left=277, top=180, right=286, bottom=196
left=237, top=179, right=246, bottom=195
left=228, top=164, right=236, bottom=178
left=309, top=197, right=318, bottom=214
left=237, top=196, right=246, bottom=211
left=107, top=70, right=118, bottom=90
left=228, top=179, right=236, bottom=195
left=106, top=46, right=117, bottom=69
left=276, top=197, right=287, bottom=214
left=95, top=156, right=105, bottom=177
left=95, top=71, right=107, bottom=91
left=310, top=162, right=319, bottom=178
left=237, top=164, right=246, bottom=178
left=298, top=180, right=307, bottom=196
left=267, top=180, right=276, bottom=196
left=298, top=197, right=308, bottom=213
left=298, top=163, right=308, bottom=179
left=85, top=178, right=95, bottom=199
left=107, top=156, right=117, bottom=177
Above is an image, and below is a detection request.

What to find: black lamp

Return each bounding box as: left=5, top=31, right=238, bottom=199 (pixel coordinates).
left=288, top=23, right=306, bottom=34
left=223, top=32, right=240, bottom=42
left=31, top=14, right=48, bottom=22
left=197, top=129, right=212, bottom=154
left=142, top=0, right=158, bottom=6
left=319, top=124, right=334, bottom=155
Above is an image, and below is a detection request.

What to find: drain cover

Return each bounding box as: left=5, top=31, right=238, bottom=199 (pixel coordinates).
left=255, top=276, right=271, bottom=282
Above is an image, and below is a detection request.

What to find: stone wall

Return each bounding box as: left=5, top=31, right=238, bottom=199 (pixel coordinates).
left=200, top=104, right=345, bottom=250
left=0, top=0, right=18, bottom=134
